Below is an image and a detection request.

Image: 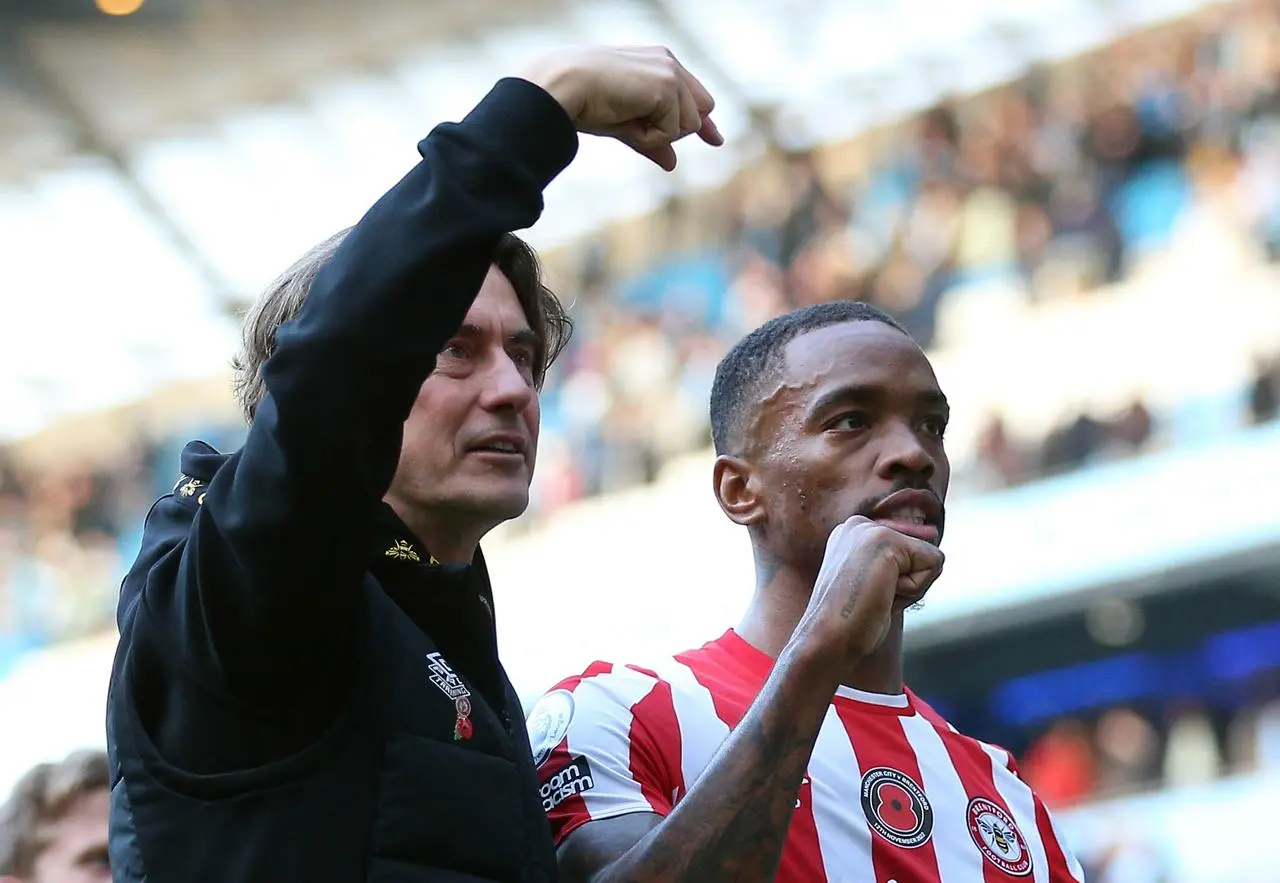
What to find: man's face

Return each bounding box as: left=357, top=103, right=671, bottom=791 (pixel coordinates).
left=741, top=320, right=950, bottom=571
left=23, top=789, right=110, bottom=883
left=387, top=267, right=541, bottom=528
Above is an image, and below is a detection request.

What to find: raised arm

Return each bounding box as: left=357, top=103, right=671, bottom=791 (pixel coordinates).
left=556, top=518, right=945, bottom=883
left=119, top=77, right=578, bottom=701
left=555, top=646, right=834, bottom=883
left=119, top=47, right=722, bottom=704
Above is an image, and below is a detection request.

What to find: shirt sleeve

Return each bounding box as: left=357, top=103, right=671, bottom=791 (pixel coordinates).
left=526, top=664, right=681, bottom=846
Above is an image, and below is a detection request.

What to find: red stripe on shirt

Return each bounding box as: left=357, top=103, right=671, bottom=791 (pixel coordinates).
left=1003, top=750, right=1080, bottom=881
left=624, top=670, right=684, bottom=815
left=931, top=730, right=1023, bottom=883
left=915, top=687, right=1049, bottom=880
left=671, top=654, right=829, bottom=882
left=539, top=661, right=616, bottom=844
left=1034, top=798, right=1079, bottom=881
left=775, top=772, right=828, bottom=883
left=541, top=739, right=592, bottom=841
left=836, top=704, right=944, bottom=883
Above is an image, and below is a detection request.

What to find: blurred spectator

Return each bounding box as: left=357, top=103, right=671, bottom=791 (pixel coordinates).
left=0, top=749, right=110, bottom=883
left=1085, top=833, right=1172, bottom=883
left=1225, top=692, right=1280, bottom=772
left=1094, top=706, right=1162, bottom=795
left=1161, top=703, right=1223, bottom=788
left=1041, top=412, right=1109, bottom=474
left=1040, top=399, right=1156, bottom=475
left=1251, top=696, right=1280, bottom=770
left=1020, top=718, right=1097, bottom=808
left=1100, top=400, right=1155, bottom=460
left=1248, top=354, right=1280, bottom=424
left=970, top=413, right=1031, bottom=491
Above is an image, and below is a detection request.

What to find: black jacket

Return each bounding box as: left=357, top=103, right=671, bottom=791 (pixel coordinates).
left=106, top=77, right=578, bottom=883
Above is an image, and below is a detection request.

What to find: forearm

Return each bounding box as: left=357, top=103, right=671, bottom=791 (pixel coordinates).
left=596, top=646, right=838, bottom=883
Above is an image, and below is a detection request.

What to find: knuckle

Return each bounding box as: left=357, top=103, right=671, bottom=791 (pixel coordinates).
left=863, top=523, right=895, bottom=543
left=650, top=124, right=678, bottom=145
left=869, top=531, right=904, bottom=558
left=633, top=129, right=663, bottom=149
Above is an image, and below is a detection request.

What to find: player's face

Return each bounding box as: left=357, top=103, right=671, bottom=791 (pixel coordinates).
left=749, top=321, right=950, bottom=569
left=388, top=267, right=541, bottom=529
left=23, top=789, right=111, bottom=883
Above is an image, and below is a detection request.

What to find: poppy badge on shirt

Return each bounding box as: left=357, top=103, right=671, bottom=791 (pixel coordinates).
left=860, top=767, right=934, bottom=848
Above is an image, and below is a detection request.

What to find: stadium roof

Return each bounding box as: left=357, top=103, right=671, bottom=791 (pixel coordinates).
left=0, top=0, right=1211, bottom=441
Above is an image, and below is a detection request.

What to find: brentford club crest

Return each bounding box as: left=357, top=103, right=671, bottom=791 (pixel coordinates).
left=859, top=767, right=934, bottom=849
left=967, top=797, right=1033, bottom=877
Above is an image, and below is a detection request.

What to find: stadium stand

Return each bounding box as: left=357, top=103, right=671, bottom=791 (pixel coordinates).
left=1, top=1, right=1279, bottom=879
left=3, top=0, right=1278, bottom=663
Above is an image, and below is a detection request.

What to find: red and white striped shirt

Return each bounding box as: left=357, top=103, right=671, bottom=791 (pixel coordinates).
left=528, top=630, right=1085, bottom=883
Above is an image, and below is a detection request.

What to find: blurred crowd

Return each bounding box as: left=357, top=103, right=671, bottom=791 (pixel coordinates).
left=528, top=0, right=1280, bottom=512
left=0, top=439, right=165, bottom=663
left=1020, top=687, right=1280, bottom=883
left=1022, top=693, right=1280, bottom=809
left=3, top=3, right=1280, bottom=671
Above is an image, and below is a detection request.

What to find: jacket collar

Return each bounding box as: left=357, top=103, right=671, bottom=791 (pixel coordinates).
left=369, top=503, right=495, bottom=619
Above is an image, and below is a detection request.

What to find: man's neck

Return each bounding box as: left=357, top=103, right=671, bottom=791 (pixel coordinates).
left=736, top=557, right=906, bottom=696
left=386, top=498, right=485, bottom=566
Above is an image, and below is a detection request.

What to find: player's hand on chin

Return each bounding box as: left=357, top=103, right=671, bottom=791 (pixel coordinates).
left=522, top=45, right=724, bottom=171
left=795, top=515, right=945, bottom=663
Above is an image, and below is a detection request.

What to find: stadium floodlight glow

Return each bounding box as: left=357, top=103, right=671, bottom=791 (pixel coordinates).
left=96, top=0, right=145, bottom=15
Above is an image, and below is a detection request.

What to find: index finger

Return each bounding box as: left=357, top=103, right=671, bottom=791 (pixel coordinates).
left=904, top=539, right=945, bottom=570
left=676, top=65, right=723, bottom=146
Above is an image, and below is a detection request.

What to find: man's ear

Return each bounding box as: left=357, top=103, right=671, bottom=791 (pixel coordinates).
left=713, top=454, right=766, bottom=528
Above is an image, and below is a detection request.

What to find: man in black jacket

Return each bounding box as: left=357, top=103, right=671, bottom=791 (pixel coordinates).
left=105, top=45, right=722, bottom=883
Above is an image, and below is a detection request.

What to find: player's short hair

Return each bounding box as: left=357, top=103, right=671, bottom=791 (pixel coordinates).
left=232, top=230, right=573, bottom=422
left=0, top=749, right=110, bottom=877
left=709, top=300, right=910, bottom=456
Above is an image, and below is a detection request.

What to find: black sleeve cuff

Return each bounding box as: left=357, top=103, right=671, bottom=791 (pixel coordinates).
left=425, top=76, right=580, bottom=191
